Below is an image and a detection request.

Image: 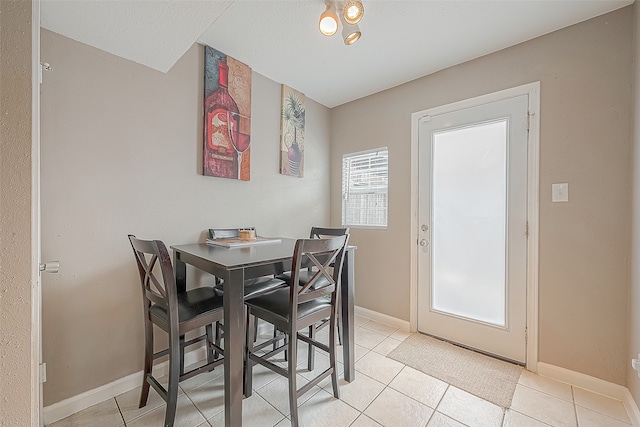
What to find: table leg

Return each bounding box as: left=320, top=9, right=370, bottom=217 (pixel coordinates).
left=223, top=269, right=244, bottom=426
left=342, top=248, right=355, bottom=382
left=173, top=253, right=187, bottom=294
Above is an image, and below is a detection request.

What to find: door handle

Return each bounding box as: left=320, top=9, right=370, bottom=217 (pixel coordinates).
left=39, top=261, right=60, bottom=274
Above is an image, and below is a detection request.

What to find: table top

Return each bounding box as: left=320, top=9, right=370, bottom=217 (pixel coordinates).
left=171, top=238, right=299, bottom=270
left=172, top=238, right=356, bottom=271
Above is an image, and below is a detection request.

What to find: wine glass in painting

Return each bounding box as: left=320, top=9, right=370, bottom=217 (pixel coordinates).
left=228, top=112, right=251, bottom=179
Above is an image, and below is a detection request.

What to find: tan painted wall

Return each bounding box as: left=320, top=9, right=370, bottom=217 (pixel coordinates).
left=0, top=0, right=36, bottom=424
left=629, top=1, right=640, bottom=402
left=331, top=8, right=633, bottom=385
left=40, top=30, right=332, bottom=404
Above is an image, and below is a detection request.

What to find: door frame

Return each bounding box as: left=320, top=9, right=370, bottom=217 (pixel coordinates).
left=409, top=82, right=540, bottom=371
left=31, top=0, right=42, bottom=424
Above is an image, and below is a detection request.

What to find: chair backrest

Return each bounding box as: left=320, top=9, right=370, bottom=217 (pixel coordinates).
left=208, top=227, right=256, bottom=239
left=309, top=226, right=349, bottom=239
left=128, top=235, right=178, bottom=321
left=290, top=235, right=349, bottom=310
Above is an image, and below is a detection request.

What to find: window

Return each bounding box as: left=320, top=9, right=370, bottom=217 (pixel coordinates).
left=342, top=148, right=388, bottom=228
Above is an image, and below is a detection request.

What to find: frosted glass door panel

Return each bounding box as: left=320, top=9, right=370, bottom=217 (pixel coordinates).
left=432, top=120, right=507, bottom=326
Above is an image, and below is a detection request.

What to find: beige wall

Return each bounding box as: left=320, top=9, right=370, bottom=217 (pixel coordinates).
left=0, top=0, right=36, bottom=424
left=629, top=1, right=640, bottom=402
left=40, top=30, right=332, bottom=404
left=331, top=8, right=633, bottom=385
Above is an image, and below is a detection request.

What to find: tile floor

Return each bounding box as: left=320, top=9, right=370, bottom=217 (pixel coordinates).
left=48, top=316, right=633, bottom=427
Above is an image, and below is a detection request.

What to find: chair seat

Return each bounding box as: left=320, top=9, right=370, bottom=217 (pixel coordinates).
left=245, top=288, right=331, bottom=323
left=276, top=271, right=330, bottom=289
left=214, top=276, right=287, bottom=300
left=150, top=287, right=224, bottom=325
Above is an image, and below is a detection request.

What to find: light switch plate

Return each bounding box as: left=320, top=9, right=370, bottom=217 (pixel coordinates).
left=552, top=183, right=569, bottom=202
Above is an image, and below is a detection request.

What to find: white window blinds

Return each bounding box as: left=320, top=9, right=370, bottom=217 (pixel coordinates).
left=342, top=148, right=388, bottom=228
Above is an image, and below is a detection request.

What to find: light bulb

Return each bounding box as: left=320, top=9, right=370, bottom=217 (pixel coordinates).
left=343, top=0, right=364, bottom=25
left=319, top=4, right=338, bottom=36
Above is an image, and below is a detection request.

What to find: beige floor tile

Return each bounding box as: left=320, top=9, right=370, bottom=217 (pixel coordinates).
left=183, top=374, right=225, bottom=420
left=426, top=411, right=466, bottom=427
left=364, top=387, right=434, bottom=427
left=573, top=387, right=631, bottom=424
left=274, top=418, right=291, bottom=427
left=355, top=351, right=404, bottom=385
left=354, top=315, right=371, bottom=327
left=510, top=384, right=576, bottom=427
left=360, top=320, right=398, bottom=337
left=256, top=374, right=323, bottom=416
left=336, top=343, right=369, bottom=364
left=46, top=399, right=123, bottom=427
left=502, top=409, right=550, bottom=427
left=372, top=337, right=402, bottom=356
left=350, top=414, right=384, bottom=427
left=126, top=394, right=206, bottom=427
left=390, top=330, right=412, bottom=342
left=115, top=385, right=169, bottom=422
left=297, top=389, right=360, bottom=427
left=437, top=386, right=504, bottom=427
left=205, top=393, right=286, bottom=427
left=179, top=364, right=224, bottom=394
left=518, top=370, right=573, bottom=402
left=575, top=405, right=631, bottom=426
left=354, top=327, right=387, bottom=350
left=388, top=365, right=448, bottom=408
left=322, top=372, right=386, bottom=412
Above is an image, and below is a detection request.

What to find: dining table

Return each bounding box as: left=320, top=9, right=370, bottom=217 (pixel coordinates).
left=171, top=238, right=356, bottom=427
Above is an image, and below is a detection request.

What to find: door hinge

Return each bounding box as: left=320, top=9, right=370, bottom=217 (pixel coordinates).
left=525, top=221, right=529, bottom=237
left=525, top=327, right=528, bottom=343
left=526, top=112, right=534, bottom=131
left=40, top=362, right=47, bottom=383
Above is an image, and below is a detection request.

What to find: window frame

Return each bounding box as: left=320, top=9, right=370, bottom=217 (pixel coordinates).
left=341, top=147, right=389, bottom=230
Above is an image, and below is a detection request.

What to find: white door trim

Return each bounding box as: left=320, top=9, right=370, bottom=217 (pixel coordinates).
left=31, top=0, right=42, bottom=425
left=409, top=82, right=540, bottom=371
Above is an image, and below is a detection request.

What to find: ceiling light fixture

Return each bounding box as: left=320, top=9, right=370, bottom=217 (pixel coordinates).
left=339, top=12, right=361, bottom=45
left=343, top=0, right=364, bottom=25
left=319, top=3, right=339, bottom=36
left=319, top=0, right=364, bottom=45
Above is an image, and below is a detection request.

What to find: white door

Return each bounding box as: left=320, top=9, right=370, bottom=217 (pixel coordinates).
left=417, top=94, right=528, bottom=363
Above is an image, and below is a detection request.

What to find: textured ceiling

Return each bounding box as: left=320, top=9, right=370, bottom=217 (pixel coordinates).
left=41, top=0, right=633, bottom=107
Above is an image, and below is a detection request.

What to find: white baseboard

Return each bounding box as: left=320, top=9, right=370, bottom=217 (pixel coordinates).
left=537, top=362, right=640, bottom=426
left=355, top=306, right=410, bottom=331
left=43, top=347, right=207, bottom=425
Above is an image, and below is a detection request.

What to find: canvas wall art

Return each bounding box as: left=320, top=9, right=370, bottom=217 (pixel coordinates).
left=280, top=85, right=305, bottom=178
left=203, top=46, right=252, bottom=181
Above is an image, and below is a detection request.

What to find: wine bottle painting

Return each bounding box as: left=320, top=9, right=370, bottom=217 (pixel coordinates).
left=203, top=46, right=252, bottom=180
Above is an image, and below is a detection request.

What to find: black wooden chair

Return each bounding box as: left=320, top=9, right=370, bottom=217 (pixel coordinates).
left=244, top=235, right=349, bottom=426
left=128, top=235, right=224, bottom=427
left=276, top=227, right=349, bottom=367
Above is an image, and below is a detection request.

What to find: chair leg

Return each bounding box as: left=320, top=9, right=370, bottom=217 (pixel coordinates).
left=205, top=324, right=215, bottom=366
left=336, top=293, right=343, bottom=346
left=165, top=332, right=181, bottom=427
left=244, top=308, right=255, bottom=397
left=329, top=313, right=340, bottom=399
left=214, top=321, right=222, bottom=360
left=288, top=329, right=299, bottom=427
left=253, top=315, right=259, bottom=343
left=307, top=325, right=315, bottom=371
left=139, top=318, right=153, bottom=408
left=179, top=334, right=186, bottom=375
